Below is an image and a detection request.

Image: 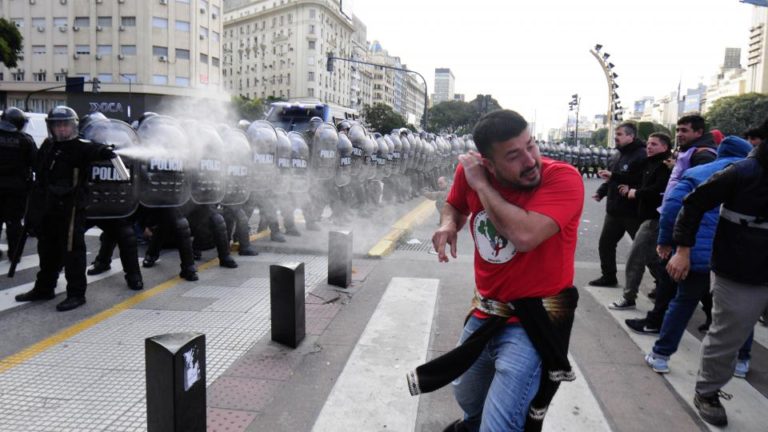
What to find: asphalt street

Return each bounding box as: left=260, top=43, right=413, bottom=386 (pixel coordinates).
left=0, top=177, right=766, bottom=431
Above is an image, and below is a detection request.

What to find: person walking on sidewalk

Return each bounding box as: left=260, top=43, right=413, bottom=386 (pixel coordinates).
left=602, top=133, right=672, bottom=309
left=425, top=110, right=584, bottom=431
left=667, top=135, right=768, bottom=427
left=589, top=122, right=646, bottom=287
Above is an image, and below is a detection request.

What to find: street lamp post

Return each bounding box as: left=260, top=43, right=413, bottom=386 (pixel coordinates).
left=326, top=53, right=429, bottom=130
left=589, top=44, right=622, bottom=148
left=120, top=74, right=133, bottom=122
left=569, top=94, right=580, bottom=146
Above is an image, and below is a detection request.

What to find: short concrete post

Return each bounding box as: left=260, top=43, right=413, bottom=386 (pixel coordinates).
left=270, top=262, right=305, bottom=348
left=145, top=332, right=206, bottom=432
left=328, top=230, right=352, bottom=288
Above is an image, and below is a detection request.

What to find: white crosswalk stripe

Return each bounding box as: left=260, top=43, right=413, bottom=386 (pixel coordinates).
left=586, top=285, right=768, bottom=431
left=311, top=277, right=613, bottom=432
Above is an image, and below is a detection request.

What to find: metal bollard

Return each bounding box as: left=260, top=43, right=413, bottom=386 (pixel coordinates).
left=270, top=262, right=305, bottom=348
left=328, top=230, right=353, bottom=288
left=145, top=332, right=206, bottom=432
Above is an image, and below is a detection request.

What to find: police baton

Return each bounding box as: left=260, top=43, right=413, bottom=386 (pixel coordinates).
left=7, top=226, right=29, bottom=278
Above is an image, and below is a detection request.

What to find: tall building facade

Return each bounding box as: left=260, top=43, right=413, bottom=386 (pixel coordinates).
left=368, top=41, right=424, bottom=126
left=222, top=0, right=354, bottom=106
left=747, top=5, right=768, bottom=93
left=1, top=0, right=224, bottom=119
left=432, top=67, right=454, bottom=104
left=349, top=14, right=372, bottom=112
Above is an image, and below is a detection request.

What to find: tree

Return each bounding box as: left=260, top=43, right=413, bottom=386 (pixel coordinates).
left=231, top=95, right=265, bottom=120
left=637, top=121, right=672, bottom=141
left=362, top=103, right=407, bottom=133
left=591, top=128, right=609, bottom=147
left=428, top=101, right=476, bottom=134
left=706, top=93, right=768, bottom=136
left=0, top=18, right=23, bottom=69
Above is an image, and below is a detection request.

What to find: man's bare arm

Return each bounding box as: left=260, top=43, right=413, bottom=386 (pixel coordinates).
left=432, top=203, right=467, bottom=262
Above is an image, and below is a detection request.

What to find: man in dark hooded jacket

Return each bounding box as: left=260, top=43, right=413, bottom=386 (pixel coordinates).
left=590, top=122, right=646, bottom=286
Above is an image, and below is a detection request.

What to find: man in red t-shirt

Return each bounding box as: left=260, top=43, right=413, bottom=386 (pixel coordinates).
left=433, top=110, right=583, bottom=432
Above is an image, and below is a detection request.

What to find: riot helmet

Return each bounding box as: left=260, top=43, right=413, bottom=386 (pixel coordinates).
left=308, top=116, right=324, bottom=136
left=79, top=112, right=109, bottom=135
left=1, top=107, right=28, bottom=130
left=237, top=119, right=251, bottom=131
left=46, top=106, right=79, bottom=142
left=337, top=120, right=352, bottom=134
left=138, top=111, right=159, bottom=127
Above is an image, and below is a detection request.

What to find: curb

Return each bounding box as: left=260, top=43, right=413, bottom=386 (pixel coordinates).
left=367, top=200, right=436, bottom=258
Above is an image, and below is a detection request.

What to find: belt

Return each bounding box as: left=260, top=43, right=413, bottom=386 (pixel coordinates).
left=720, top=207, right=768, bottom=230
left=472, top=291, right=516, bottom=317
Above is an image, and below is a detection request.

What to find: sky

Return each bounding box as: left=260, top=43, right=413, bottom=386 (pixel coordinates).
left=351, top=0, right=757, bottom=134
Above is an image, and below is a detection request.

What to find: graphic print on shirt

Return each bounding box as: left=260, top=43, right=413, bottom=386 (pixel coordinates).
left=473, top=210, right=516, bottom=263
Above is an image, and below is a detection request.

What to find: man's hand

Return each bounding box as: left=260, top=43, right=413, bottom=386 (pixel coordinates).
left=628, top=189, right=636, bottom=199
left=592, top=194, right=603, bottom=202
left=618, top=184, right=629, bottom=196
left=432, top=223, right=458, bottom=263
left=458, top=151, right=490, bottom=193
left=657, top=244, right=672, bottom=260
left=598, top=169, right=612, bottom=180
left=666, top=247, right=691, bottom=282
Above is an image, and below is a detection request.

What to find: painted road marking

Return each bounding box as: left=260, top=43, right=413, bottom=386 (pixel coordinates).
left=312, top=277, right=439, bottom=432
left=368, top=200, right=435, bottom=258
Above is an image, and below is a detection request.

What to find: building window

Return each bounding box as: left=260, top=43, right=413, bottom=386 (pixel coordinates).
left=55, top=73, right=66, bottom=82
left=152, top=46, right=169, bottom=57
left=97, top=45, right=113, bottom=55
left=152, top=17, right=168, bottom=29
left=75, top=45, right=91, bottom=55
left=288, top=13, right=292, bottom=23
left=74, top=17, right=89, bottom=27
left=121, top=16, right=136, bottom=27
left=199, top=26, right=208, bottom=38
left=308, top=71, right=315, bottom=82
left=78, top=74, right=91, bottom=81
left=152, top=75, right=168, bottom=85
left=308, top=40, right=315, bottom=50
left=280, top=16, right=284, bottom=26
left=54, top=45, right=68, bottom=55
left=97, top=16, right=112, bottom=27
left=32, top=18, right=45, bottom=28
left=200, top=53, right=208, bottom=64
left=53, top=17, right=67, bottom=27
left=212, top=57, right=220, bottom=67
left=176, top=48, right=190, bottom=60
left=97, top=73, right=113, bottom=83
left=309, top=8, right=316, bottom=19
left=307, top=87, right=314, bottom=96
left=32, top=45, right=46, bottom=55
left=33, top=72, right=46, bottom=82
left=120, top=45, right=137, bottom=55
left=11, top=18, right=24, bottom=28
left=121, top=73, right=137, bottom=84
left=175, top=20, right=190, bottom=32
left=211, top=31, right=220, bottom=42
left=309, top=24, right=315, bottom=34
left=12, top=71, right=24, bottom=81
left=212, top=5, right=220, bottom=17
left=176, top=0, right=190, bottom=3
left=176, top=77, right=190, bottom=87
left=272, top=17, right=276, bottom=28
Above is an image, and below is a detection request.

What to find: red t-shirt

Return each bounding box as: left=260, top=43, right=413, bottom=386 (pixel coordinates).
left=446, top=157, right=584, bottom=307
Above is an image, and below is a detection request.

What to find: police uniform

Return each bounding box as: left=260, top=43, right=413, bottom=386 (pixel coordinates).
left=0, top=111, right=36, bottom=260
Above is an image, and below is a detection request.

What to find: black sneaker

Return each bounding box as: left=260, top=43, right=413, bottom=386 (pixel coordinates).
left=238, top=247, right=259, bottom=256
left=87, top=262, right=111, bottom=276
left=694, top=391, right=730, bottom=427
left=142, top=254, right=158, bottom=268
left=609, top=298, right=636, bottom=310
left=219, top=256, right=238, bottom=269
left=588, top=276, right=618, bottom=287
left=625, top=318, right=660, bottom=335
left=15, top=289, right=55, bottom=302
left=180, top=268, right=199, bottom=281
left=442, top=419, right=469, bottom=432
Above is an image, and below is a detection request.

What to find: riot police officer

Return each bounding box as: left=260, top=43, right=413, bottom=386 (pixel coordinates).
left=15, top=106, right=117, bottom=311
left=0, top=107, right=37, bottom=261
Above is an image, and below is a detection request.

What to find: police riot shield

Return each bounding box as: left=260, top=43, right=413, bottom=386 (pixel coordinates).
left=387, top=134, right=401, bottom=175
left=347, top=124, right=369, bottom=181
left=246, top=120, right=279, bottom=192
left=184, top=122, right=226, bottom=205
left=288, top=131, right=310, bottom=194
left=398, top=132, right=410, bottom=175
left=310, top=122, right=338, bottom=180
left=374, top=134, right=390, bottom=180
left=219, top=126, right=252, bottom=206
left=335, top=132, right=353, bottom=187
left=136, top=115, right=191, bottom=208
left=82, top=119, right=141, bottom=219
left=274, top=128, right=293, bottom=196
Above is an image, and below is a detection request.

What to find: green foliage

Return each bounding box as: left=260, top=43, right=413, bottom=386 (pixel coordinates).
left=405, top=124, right=417, bottom=132
left=428, top=94, right=502, bottom=134
left=591, top=128, right=609, bottom=147
left=0, top=18, right=23, bottom=69
left=637, top=121, right=672, bottom=141
left=705, top=93, right=768, bottom=136
left=362, top=103, right=407, bottom=133
left=231, top=95, right=265, bottom=121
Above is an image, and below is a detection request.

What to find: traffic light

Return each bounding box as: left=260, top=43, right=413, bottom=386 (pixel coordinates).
left=326, top=52, right=334, bottom=72
left=92, top=77, right=101, bottom=94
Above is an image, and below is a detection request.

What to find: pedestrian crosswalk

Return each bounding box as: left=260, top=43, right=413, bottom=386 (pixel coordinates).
left=586, top=285, right=768, bottom=431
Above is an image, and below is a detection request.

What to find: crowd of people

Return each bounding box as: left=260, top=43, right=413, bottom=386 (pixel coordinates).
left=588, top=113, right=768, bottom=427
left=0, top=105, right=462, bottom=312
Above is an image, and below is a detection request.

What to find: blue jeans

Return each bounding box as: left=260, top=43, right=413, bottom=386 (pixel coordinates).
left=653, top=271, right=710, bottom=357
left=452, top=316, right=542, bottom=432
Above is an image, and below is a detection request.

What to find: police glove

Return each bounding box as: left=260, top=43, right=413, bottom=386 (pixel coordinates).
left=100, top=145, right=117, bottom=160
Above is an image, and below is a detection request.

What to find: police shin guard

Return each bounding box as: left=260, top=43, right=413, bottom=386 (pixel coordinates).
left=174, top=217, right=198, bottom=281
left=211, top=213, right=237, bottom=269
